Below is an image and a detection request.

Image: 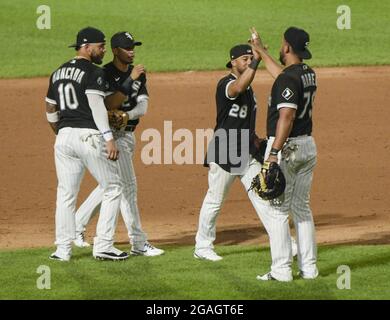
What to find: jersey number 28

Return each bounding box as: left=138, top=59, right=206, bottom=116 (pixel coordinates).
left=58, top=83, right=79, bottom=110
left=229, top=104, right=248, bottom=119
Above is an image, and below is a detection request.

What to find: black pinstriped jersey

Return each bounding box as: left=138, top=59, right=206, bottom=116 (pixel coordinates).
left=103, top=62, right=149, bottom=128
left=45, top=58, right=108, bottom=130
left=205, top=73, right=258, bottom=173
left=267, top=63, right=317, bottom=137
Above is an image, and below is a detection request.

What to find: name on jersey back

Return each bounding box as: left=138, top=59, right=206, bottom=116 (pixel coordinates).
left=301, top=73, right=316, bottom=88
left=52, top=67, right=85, bottom=84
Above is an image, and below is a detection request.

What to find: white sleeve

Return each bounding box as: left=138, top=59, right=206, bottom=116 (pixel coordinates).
left=225, top=80, right=237, bottom=100
left=86, top=93, right=113, bottom=141
left=126, top=95, right=149, bottom=120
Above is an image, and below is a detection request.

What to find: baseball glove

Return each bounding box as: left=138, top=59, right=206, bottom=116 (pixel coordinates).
left=249, top=161, right=286, bottom=200
left=108, top=110, right=129, bottom=130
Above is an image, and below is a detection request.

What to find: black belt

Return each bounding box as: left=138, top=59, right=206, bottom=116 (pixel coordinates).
left=289, top=133, right=311, bottom=138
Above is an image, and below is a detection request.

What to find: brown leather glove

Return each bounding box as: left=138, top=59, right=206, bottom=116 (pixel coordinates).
left=108, top=110, right=129, bottom=130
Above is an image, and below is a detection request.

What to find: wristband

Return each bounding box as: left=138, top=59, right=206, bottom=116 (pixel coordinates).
left=270, top=148, right=279, bottom=156
left=102, top=129, right=114, bottom=142
left=248, top=58, right=260, bottom=70
left=46, top=111, right=59, bottom=123
left=118, top=76, right=134, bottom=95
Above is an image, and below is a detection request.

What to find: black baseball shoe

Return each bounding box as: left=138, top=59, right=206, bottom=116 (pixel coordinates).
left=93, top=247, right=129, bottom=261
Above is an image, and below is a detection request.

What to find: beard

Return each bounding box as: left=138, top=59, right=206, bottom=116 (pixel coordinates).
left=279, top=51, right=286, bottom=65
left=91, top=52, right=103, bottom=65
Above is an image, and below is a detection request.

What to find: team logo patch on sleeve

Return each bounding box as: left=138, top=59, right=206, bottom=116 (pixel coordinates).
left=281, top=88, right=294, bottom=100
left=97, top=77, right=103, bottom=85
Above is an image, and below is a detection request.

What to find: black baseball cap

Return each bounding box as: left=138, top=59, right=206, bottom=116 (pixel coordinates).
left=284, top=27, right=312, bottom=60
left=69, top=27, right=106, bottom=48
left=226, top=44, right=253, bottom=68
left=111, top=32, right=142, bottom=49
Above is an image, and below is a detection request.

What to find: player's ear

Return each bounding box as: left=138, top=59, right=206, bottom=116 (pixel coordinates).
left=112, top=48, right=118, bottom=56
left=84, top=44, right=91, bottom=54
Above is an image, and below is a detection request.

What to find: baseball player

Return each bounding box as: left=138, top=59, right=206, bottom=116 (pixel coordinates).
left=194, top=43, right=293, bottom=282
left=45, top=27, right=128, bottom=261
left=74, top=32, right=164, bottom=256
left=250, top=27, right=319, bottom=280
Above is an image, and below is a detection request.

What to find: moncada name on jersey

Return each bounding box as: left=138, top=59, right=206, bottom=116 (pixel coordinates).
left=51, top=66, right=86, bottom=84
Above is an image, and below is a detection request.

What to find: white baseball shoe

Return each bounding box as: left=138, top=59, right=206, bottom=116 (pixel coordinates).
left=256, top=272, right=292, bottom=282
left=73, top=232, right=91, bottom=248
left=291, top=237, right=298, bottom=258
left=298, top=269, right=319, bottom=280
left=49, top=251, right=71, bottom=262
left=131, top=242, right=165, bottom=257
left=256, top=272, right=277, bottom=281
left=93, top=247, right=129, bottom=261
left=194, top=249, right=223, bottom=262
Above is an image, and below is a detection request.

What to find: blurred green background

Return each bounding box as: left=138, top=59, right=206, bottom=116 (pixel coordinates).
left=0, top=0, right=389, bottom=77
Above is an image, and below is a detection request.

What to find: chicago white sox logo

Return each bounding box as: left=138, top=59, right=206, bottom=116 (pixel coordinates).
left=131, top=80, right=141, bottom=99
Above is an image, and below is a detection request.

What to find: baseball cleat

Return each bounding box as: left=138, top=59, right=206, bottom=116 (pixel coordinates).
left=256, top=272, right=293, bottom=282
left=131, top=242, right=164, bottom=257
left=93, top=247, right=129, bottom=261
left=73, top=232, right=91, bottom=248
left=298, top=269, right=319, bottom=280
left=49, top=253, right=70, bottom=262
left=194, top=249, right=223, bottom=262
left=256, top=273, right=277, bottom=281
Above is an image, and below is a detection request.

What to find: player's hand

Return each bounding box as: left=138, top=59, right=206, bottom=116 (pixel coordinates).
left=249, top=27, right=265, bottom=49
left=248, top=28, right=262, bottom=61
left=266, top=154, right=278, bottom=163
left=130, top=64, right=145, bottom=80
left=105, top=139, right=119, bottom=161
left=249, top=27, right=268, bottom=60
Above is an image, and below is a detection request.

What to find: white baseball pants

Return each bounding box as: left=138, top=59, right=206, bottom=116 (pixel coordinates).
left=195, top=159, right=293, bottom=281
left=54, top=128, right=122, bottom=258
left=266, top=135, right=318, bottom=277
left=75, top=131, right=148, bottom=250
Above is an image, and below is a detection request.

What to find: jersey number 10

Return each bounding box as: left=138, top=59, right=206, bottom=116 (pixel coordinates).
left=58, top=83, right=79, bottom=110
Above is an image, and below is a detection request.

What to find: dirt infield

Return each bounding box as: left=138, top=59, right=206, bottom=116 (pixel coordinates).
left=1, top=66, right=389, bottom=249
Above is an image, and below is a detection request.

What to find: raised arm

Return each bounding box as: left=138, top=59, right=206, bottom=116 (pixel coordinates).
left=227, top=48, right=261, bottom=98
left=250, top=27, right=283, bottom=79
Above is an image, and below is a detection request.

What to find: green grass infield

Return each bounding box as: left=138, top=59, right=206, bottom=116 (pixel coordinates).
left=0, top=244, right=389, bottom=300
left=0, top=0, right=389, bottom=77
